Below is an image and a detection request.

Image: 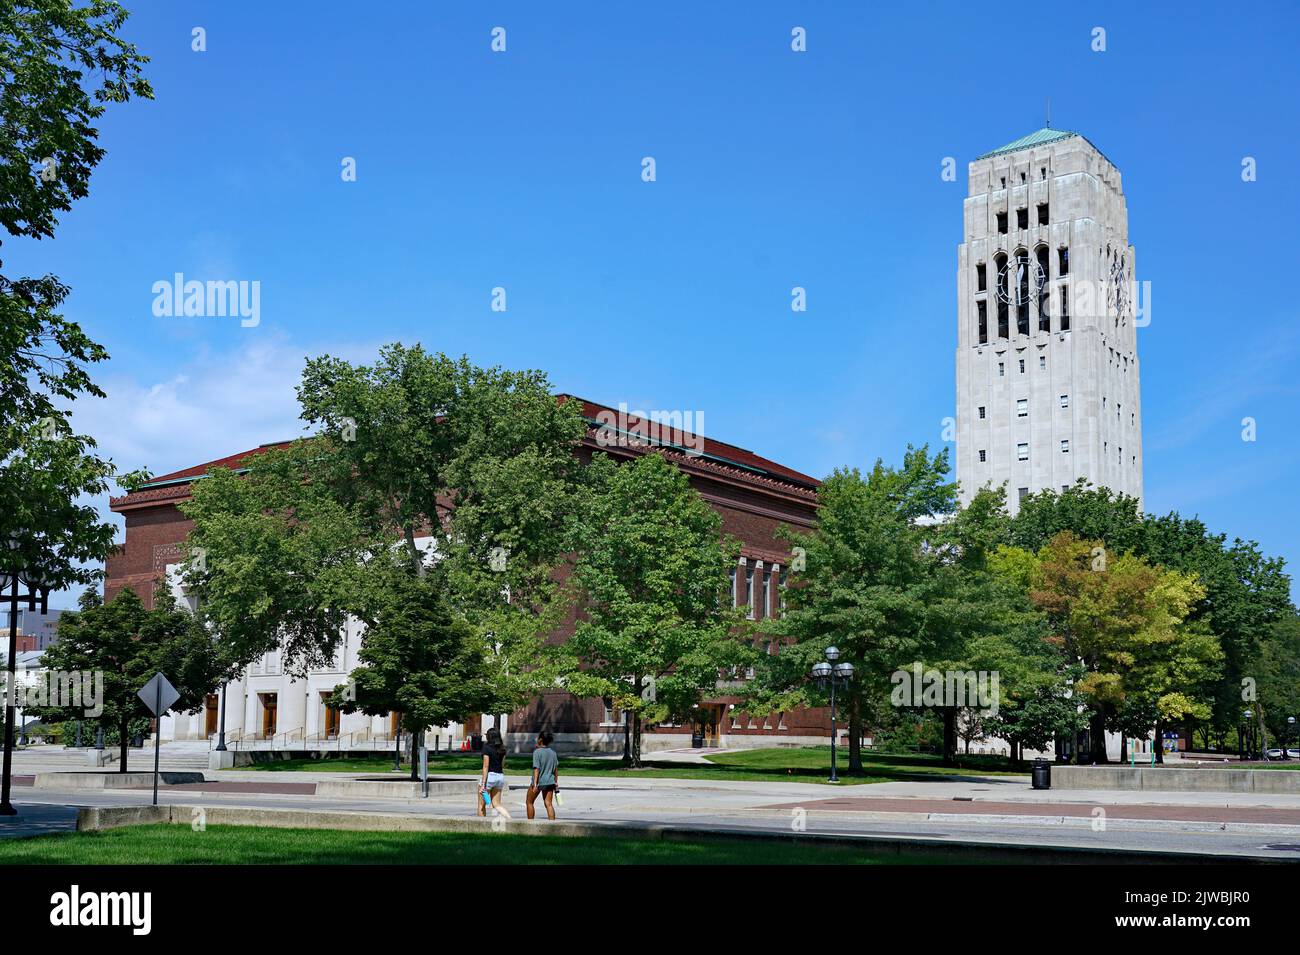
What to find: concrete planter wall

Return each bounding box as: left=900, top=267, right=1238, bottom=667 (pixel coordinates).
left=1053, top=765, right=1300, bottom=794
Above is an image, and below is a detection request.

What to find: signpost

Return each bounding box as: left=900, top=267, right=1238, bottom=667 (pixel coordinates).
left=137, top=673, right=180, bottom=806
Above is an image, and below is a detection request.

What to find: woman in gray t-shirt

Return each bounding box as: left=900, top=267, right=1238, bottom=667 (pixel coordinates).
left=527, top=731, right=559, bottom=820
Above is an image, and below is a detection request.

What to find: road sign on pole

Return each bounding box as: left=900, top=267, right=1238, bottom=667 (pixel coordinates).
left=137, top=673, right=180, bottom=806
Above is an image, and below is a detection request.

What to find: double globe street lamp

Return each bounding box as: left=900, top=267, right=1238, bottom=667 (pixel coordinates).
left=811, top=646, right=853, bottom=783
left=1, top=536, right=53, bottom=816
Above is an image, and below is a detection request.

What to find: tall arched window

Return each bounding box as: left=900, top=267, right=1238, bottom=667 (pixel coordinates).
left=994, top=252, right=1009, bottom=339
left=1036, top=245, right=1051, bottom=332
left=1015, top=248, right=1030, bottom=336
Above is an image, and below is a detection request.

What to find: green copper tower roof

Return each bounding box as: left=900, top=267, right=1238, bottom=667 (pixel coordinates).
left=977, top=127, right=1080, bottom=160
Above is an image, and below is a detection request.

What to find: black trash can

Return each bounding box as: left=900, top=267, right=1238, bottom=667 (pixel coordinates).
left=691, top=733, right=704, bottom=749
left=1031, top=757, right=1051, bottom=790
left=470, top=733, right=483, bottom=752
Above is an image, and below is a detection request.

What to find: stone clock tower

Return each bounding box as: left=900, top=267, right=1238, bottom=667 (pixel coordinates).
left=955, top=127, right=1143, bottom=513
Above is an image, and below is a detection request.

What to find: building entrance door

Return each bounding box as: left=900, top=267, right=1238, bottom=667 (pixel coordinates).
left=260, top=693, right=278, bottom=739
left=323, top=697, right=340, bottom=739
left=204, top=694, right=219, bottom=736
left=701, top=705, right=724, bottom=747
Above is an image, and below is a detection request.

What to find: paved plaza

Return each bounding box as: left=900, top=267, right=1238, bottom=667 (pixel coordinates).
left=4, top=747, right=1300, bottom=860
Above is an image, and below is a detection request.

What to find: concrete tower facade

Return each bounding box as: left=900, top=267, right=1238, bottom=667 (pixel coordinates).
left=955, top=127, right=1143, bottom=513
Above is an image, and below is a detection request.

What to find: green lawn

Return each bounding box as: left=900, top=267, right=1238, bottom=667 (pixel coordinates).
left=0, top=824, right=944, bottom=865
left=236, top=746, right=1025, bottom=784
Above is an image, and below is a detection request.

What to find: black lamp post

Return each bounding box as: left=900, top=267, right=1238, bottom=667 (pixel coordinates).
left=1, top=536, right=52, bottom=816
left=215, top=681, right=228, bottom=752
left=811, top=646, right=854, bottom=783
left=1243, top=708, right=1255, bottom=761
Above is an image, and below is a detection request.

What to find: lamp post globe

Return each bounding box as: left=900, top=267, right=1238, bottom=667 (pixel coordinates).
left=811, top=662, right=831, bottom=679
left=824, top=646, right=840, bottom=662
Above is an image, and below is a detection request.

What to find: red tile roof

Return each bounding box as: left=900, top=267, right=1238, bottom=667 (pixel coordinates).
left=123, top=394, right=818, bottom=504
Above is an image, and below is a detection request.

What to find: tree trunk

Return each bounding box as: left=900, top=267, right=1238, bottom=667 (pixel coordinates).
left=403, top=525, right=424, bottom=576
left=630, top=711, right=642, bottom=769
left=1090, top=710, right=1109, bottom=764
left=119, top=719, right=129, bottom=773
left=1119, top=734, right=1128, bottom=763
left=1153, top=719, right=1164, bottom=765
left=942, top=708, right=957, bottom=766
left=847, top=691, right=863, bottom=773
left=409, top=728, right=419, bottom=780
left=621, top=710, right=630, bottom=765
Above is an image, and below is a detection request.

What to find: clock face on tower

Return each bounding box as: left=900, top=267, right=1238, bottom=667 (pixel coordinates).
left=995, top=254, right=1046, bottom=306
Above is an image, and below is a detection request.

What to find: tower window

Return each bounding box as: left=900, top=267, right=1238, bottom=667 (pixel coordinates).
left=1058, top=247, right=1069, bottom=275
left=977, top=300, right=987, bottom=344
left=1039, top=355, right=1046, bottom=370
left=1000, top=175, right=1006, bottom=188
left=1017, top=487, right=1029, bottom=503
left=1040, top=166, right=1047, bottom=180
left=1017, top=443, right=1029, bottom=461
left=997, top=212, right=1008, bottom=234
left=1060, top=283, right=1070, bottom=331
left=1059, top=394, right=1069, bottom=409
left=979, top=449, right=987, bottom=462
left=1060, top=439, right=1070, bottom=453
left=1019, top=171, right=1026, bottom=184
left=998, top=362, right=1005, bottom=377
left=977, top=263, right=987, bottom=292
left=978, top=406, right=986, bottom=419
left=1017, top=398, right=1028, bottom=417
left=1017, top=208, right=1028, bottom=230
left=1037, top=203, right=1049, bottom=225
left=1036, top=246, right=1050, bottom=331
left=1018, top=359, right=1025, bottom=373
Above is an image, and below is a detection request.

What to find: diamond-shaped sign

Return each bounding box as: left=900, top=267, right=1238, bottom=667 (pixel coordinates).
left=138, top=672, right=180, bottom=716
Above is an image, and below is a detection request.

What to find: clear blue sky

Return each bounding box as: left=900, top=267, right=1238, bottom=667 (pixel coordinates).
left=7, top=1, right=1299, bottom=602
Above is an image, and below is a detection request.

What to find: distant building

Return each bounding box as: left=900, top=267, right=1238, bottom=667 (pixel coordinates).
left=1, top=608, right=64, bottom=651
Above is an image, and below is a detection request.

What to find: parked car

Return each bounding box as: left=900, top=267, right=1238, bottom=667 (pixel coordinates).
left=1263, top=748, right=1299, bottom=760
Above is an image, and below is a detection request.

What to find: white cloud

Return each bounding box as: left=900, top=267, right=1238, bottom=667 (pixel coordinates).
left=49, top=333, right=383, bottom=607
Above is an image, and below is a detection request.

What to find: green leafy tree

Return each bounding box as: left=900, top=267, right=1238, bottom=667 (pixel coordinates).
left=748, top=447, right=956, bottom=772
left=1010, top=481, right=1145, bottom=555
left=331, top=570, right=494, bottom=774
left=0, top=0, right=152, bottom=258
left=1023, top=531, right=1211, bottom=763
left=1248, top=613, right=1300, bottom=751
left=28, top=587, right=221, bottom=772
left=1, top=0, right=151, bottom=590
left=1142, top=513, right=1292, bottom=746
left=564, top=452, right=747, bottom=767
left=295, top=346, right=586, bottom=717
left=181, top=440, right=378, bottom=673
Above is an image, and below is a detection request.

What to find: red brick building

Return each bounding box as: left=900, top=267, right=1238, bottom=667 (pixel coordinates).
left=106, top=397, right=834, bottom=752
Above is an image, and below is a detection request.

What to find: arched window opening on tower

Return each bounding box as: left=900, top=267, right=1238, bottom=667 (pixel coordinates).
left=1036, top=246, right=1050, bottom=331
left=1016, top=252, right=1030, bottom=336
left=995, top=252, right=1009, bottom=338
